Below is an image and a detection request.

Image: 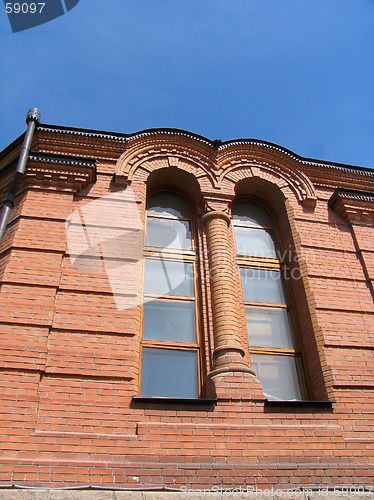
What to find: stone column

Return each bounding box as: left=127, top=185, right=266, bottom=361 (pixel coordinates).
left=202, top=202, right=263, bottom=399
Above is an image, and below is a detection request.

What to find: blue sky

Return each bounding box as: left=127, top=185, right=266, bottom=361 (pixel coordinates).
left=1, top=0, right=373, bottom=168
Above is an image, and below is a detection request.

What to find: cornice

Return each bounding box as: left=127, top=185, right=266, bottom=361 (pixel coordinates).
left=219, top=139, right=374, bottom=177
left=2, top=126, right=373, bottom=194
left=2, top=125, right=373, bottom=172
left=28, top=153, right=96, bottom=168
left=329, top=189, right=374, bottom=226
left=37, top=124, right=128, bottom=142
left=128, top=128, right=213, bottom=147
left=0, top=140, right=23, bottom=174
left=0, top=152, right=96, bottom=194
left=330, top=188, right=374, bottom=203
left=32, top=126, right=128, bottom=162
left=26, top=152, right=96, bottom=192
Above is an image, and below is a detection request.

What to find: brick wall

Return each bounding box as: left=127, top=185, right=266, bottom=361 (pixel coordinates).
left=0, top=127, right=373, bottom=490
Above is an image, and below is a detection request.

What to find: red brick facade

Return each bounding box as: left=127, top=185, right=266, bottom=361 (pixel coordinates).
left=0, top=125, right=373, bottom=490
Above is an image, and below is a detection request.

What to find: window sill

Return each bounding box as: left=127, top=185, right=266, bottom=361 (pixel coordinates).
left=131, top=396, right=217, bottom=406
left=264, top=399, right=334, bottom=410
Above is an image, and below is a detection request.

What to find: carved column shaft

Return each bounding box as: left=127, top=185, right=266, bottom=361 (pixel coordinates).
left=202, top=209, right=253, bottom=376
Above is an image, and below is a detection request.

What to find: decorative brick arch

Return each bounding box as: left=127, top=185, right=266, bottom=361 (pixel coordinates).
left=114, top=132, right=218, bottom=192
left=217, top=142, right=317, bottom=206
left=115, top=132, right=317, bottom=209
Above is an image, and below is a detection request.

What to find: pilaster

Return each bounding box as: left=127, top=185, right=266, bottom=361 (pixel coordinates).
left=201, top=197, right=264, bottom=400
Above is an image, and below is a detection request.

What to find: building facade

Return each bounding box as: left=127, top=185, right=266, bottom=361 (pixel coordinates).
left=0, top=123, right=373, bottom=494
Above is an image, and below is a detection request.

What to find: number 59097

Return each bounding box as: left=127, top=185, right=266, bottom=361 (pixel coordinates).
left=5, top=3, right=45, bottom=14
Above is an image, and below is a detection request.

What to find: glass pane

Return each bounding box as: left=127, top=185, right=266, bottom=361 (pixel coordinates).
left=246, top=306, right=294, bottom=348
left=233, top=201, right=273, bottom=228
left=241, top=268, right=286, bottom=304
left=144, top=258, right=194, bottom=297
left=147, top=192, right=190, bottom=219
left=235, top=227, right=277, bottom=258
left=141, top=348, right=198, bottom=398
left=146, top=218, right=192, bottom=250
left=251, top=354, right=303, bottom=401
left=143, top=300, right=196, bottom=343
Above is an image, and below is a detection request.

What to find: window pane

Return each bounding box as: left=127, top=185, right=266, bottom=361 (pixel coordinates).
left=233, top=201, right=273, bottom=228
left=141, top=348, right=198, bottom=398
left=251, top=354, right=303, bottom=401
left=241, top=268, right=286, bottom=304
left=147, top=192, right=190, bottom=219
left=246, top=306, right=294, bottom=348
left=235, top=227, right=277, bottom=257
left=144, top=258, right=194, bottom=297
left=143, top=300, right=196, bottom=343
left=146, top=218, right=192, bottom=250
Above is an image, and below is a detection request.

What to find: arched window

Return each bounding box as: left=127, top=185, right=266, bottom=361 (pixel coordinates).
left=140, top=191, right=200, bottom=398
left=233, top=200, right=306, bottom=401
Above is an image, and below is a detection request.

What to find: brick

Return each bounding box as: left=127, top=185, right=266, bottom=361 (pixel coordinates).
left=0, top=125, right=373, bottom=491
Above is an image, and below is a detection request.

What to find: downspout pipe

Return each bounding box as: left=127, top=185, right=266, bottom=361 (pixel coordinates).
left=0, top=107, right=41, bottom=244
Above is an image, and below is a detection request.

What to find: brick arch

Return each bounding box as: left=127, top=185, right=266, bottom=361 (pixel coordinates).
left=233, top=175, right=289, bottom=214
left=114, top=133, right=317, bottom=207
left=114, top=134, right=218, bottom=192
left=146, top=166, right=203, bottom=205
left=217, top=145, right=317, bottom=206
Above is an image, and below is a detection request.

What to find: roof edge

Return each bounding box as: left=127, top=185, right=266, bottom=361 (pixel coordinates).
left=0, top=133, right=24, bottom=163
left=1, top=124, right=373, bottom=176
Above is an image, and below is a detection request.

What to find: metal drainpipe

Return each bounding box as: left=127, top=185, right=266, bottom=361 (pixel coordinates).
left=0, top=107, right=41, bottom=244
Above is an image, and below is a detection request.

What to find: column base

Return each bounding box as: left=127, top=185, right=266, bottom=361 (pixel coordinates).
left=205, top=367, right=265, bottom=401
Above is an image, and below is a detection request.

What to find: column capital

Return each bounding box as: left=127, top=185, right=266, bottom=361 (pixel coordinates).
left=201, top=194, right=233, bottom=226
left=202, top=210, right=231, bottom=226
